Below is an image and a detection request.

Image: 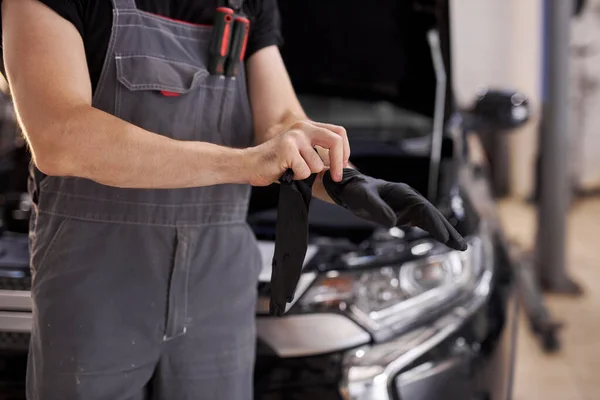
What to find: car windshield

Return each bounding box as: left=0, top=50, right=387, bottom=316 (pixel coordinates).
left=298, top=94, right=434, bottom=141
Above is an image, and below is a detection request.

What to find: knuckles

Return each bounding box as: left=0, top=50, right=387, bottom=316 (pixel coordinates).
left=291, top=120, right=311, bottom=130
left=281, top=130, right=301, bottom=150
left=332, top=125, right=347, bottom=136
left=309, top=162, right=325, bottom=174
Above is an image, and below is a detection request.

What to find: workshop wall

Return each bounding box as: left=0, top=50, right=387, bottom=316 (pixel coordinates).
left=570, top=0, right=600, bottom=192
left=450, top=0, right=542, bottom=199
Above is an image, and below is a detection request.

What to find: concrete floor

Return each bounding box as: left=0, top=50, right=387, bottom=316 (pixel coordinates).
left=498, top=198, right=600, bottom=400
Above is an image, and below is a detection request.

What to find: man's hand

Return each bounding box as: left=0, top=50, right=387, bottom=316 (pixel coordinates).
left=243, top=119, right=349, bottom=187
left=246, top=46, right=350, bottom=191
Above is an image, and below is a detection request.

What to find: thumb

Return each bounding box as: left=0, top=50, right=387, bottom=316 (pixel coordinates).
left=289, top=154, right=312, bottom=181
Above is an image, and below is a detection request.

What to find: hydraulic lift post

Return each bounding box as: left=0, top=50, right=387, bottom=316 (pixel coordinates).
left=505, top=0, right=586, bottom=353
left=536, top=0, right=582, bottom=294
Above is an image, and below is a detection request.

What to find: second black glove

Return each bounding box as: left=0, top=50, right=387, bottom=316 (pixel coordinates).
left=322, top=168, right=468, bottom=251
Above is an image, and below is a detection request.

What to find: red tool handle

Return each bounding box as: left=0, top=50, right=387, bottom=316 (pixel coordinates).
left=208, top=7, right=234, bottom=75
left=224, top=16, right=250, bottom=77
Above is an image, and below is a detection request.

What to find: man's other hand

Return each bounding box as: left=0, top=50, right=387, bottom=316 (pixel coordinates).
left=242, top=119, right=349, bottom=187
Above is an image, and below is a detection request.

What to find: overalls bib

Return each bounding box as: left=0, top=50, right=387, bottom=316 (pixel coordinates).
left=26, top=1, right=261, bottom=399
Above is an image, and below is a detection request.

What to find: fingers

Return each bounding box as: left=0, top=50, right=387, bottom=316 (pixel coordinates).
left=307, top=128, right=344, bottom=181
left=282, top=130, right=324, bottom=180
left=311, top=122, right=351, bottom=166
left=278, top=120, right=349, bottom=182
left=383, top=183, right=467, bottom=250
left=441, top=217, right=468, bottom=251
left=414, top=206, right=468, bottom=251
left=298, top=141, right=325, bottom=174
left=292, top=121, right=344, bottom=182
left=289, top=154, right=312, bottom=180
left=282, top=138, right=312, bottom=181
left=416, top=206, right=450, bottom=245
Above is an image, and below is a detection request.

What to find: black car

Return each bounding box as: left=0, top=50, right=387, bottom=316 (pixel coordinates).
left=0, top=1, right=527, bottom=399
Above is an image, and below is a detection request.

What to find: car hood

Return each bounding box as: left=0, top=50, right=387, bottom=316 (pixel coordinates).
left=276, top=0, right=452, bottom=119
left=254, top=1, right=457, bottom=253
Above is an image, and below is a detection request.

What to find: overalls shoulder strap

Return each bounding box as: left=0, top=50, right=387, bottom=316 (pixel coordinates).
left=112, top=0, right=137, bottom=11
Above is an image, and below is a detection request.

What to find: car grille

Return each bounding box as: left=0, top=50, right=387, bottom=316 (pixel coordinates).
left=0, top=233, right=31, bottom=292
left=0, top=332, right=29, bottom=352
left=0, top=277, right=30, bottom=291
left=255, top=348, right=344, bottom=400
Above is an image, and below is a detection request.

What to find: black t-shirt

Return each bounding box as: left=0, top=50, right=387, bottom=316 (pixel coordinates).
left=0, top=0, right=282, bottom=93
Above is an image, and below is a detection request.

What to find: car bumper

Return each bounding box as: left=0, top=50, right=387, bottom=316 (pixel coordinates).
left=255, top=279, right=518, bottom=400
left=0, top=311, right=31, bottom=333
left=394, top=280, right=518, bottom=400
left=0, top=290, right=32, bottom=334
left=0, top=290, right=33, bottom=352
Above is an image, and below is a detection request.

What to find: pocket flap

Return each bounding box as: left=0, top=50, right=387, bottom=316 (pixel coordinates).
left=115, top=54, right=209, bottom=94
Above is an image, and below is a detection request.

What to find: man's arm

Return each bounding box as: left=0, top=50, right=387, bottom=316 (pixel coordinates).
left=2, top=0, right=248, bottom=189
left=246, top=45, right=351, bottom=201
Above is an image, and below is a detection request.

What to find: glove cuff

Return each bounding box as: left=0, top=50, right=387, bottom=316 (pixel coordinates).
left=322, top=168, right=363, bottom=207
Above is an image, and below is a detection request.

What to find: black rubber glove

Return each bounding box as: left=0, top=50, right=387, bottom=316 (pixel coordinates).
left=269, top=169, right=317, bottom=316
left=323, top=168, right=468, bottom=251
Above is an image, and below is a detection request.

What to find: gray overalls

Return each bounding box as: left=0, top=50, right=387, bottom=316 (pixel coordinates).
left=26, top=1, right=261, bottom=398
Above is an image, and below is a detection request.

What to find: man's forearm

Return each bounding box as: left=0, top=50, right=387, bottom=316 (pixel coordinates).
left=35, top=105, right=249, bottom=189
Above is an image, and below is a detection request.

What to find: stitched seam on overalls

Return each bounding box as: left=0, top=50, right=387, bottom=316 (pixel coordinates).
left=118, top=80, right=192, bottom=92
left=120, top=10, right=213, bottom=31
left=115, top=24, right=207, bottom=41
left=39, top=190, right=246, bottom=207
left=116, top=54, right=207, bottom=70
left=117, top=79, right=235, bottom=92
left=163, top=228, right=191, bottom=341
left=37, top=211, right=247, bottom=227
left=182, top=230, right=190, bottom=334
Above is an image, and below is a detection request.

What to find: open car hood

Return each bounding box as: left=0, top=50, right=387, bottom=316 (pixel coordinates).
left=276, top=0, right=453, bottom=119
left=249, top=1, right=457, bottom=240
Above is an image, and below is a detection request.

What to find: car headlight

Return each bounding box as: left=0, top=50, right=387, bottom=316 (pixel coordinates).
left=296, top=236, right=486, bottom=342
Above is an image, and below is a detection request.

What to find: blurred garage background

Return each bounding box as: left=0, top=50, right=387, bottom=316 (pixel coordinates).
left=453, top=0, right=599, bottom=398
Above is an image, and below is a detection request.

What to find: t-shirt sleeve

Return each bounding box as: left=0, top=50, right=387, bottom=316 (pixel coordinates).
left=0, top=0, right=85, bottom=77
left=245, top=0, right=283, bottom=59
left=37, top=0, right=85, bottom=37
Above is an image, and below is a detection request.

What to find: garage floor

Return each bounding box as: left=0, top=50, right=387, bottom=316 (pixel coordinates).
left=498, top=198, right=600, bottom=400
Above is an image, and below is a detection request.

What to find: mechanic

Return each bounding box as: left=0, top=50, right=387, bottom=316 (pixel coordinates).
left=0, top=1, right=465, bottom=399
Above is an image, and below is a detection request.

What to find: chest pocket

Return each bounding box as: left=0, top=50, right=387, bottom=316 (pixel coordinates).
left=115, top=54, right=236, bottom=145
